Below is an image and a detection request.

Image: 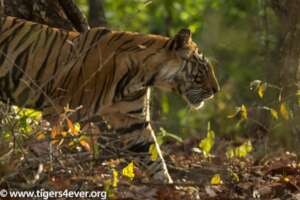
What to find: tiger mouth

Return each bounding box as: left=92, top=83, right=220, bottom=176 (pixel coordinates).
left=184, top=92, right=214, bottom=110
left=183, top=95, right=205, bottom=110
left=189, top=101, right=205, bottom=110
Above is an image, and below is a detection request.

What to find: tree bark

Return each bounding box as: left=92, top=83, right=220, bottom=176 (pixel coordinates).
left=2, top=0, right=89, bottom=32
left=271, top=0, right=300, bottom=141
left=88, top=0, right=106, bottom=27
left=58, top=0, right=90, bottom=32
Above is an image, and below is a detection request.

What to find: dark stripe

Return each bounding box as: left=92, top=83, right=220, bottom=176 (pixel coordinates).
left=44, top=27, right=51, bottom=46
left=114, top=70, right=131, bottom=102
left=0, top=39, right=10, bottom=67
left=35, top=93, right=45, bottom=108
left=14, top=23, right=39, bottom=50
left=95, top=29, right=111, bottom=41
left=12, top=48, right=31, bottom=89
left=31, top=31, right=43, bottom=51
left=168, top=39, right=176, bottom=50
left=93, top=76, right=108, bottom=113
left=128, top=108, right=144, bottom=114
left=17, top=87, right=31, bottom=106
left=3, top=74, right=14, bottom=102
left=158, top=39, right=170, bottom=50
left=0, top=22, right=26, bottom=47
left=122, top=88, right=147, bottom=102
left=79, top=32, right=90, bottom=51
left=35, top=31, right=58, bottom=80
left=116, top=122, right=149, bottom=135
left=145, top=72, right=158, bottom=86
left=142, top=52, right=156, bottom=63
left=107, top=32, right=125, bottom=45
left=53, top=34, right=69, bottom=74
left=128, top=142, right=151, bottom=153
left=141, top=39, right=156, bottom=47
left=0, top=18, right=23, bottom=39
left=117, top=38, right=135, bottom=49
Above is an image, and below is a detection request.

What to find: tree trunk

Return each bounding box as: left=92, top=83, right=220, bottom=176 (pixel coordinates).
left=271, top=0, right=300, bottom=143
left=88, top=0, right=106, bottom=27
left=2, top=0, right=89, bottom=32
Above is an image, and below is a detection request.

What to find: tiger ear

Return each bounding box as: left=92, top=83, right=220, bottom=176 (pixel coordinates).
left=170, top=28, right=192, bottom=50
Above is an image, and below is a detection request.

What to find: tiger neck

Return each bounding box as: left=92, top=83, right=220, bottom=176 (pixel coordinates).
left=64, top=29, right=171, bottom=121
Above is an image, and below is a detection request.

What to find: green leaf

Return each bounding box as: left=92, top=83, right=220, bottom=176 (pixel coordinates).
left=161, top=95, right=169, bottom=114
left=2, top=131, right=12, bottom=141
left=297, top=90, right=300, bottom=105
left=149, top=144, right=158, bottom=161
left=158, top=128, right=182, bottom=144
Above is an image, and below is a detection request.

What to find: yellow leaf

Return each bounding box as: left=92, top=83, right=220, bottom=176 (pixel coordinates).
left=79, top=137, right=91, bottom=152
left=240, top=105, right=248, bottom=120
left=68, top=141, right=75, bottom=147
left=211, top=174, right=222, bottom=185
left=199, top=123, right=215, bottom=157
left=74, top=123, right=81, bottom=132
left=122, top=161, right=135, bottom=180
left=280, top=103, right=289, bottom=120
left=113, top=169, right=118, bottom=188
left=149, top=144, right=158, bottom=161
left=283, top=176, right=290, bottom=182
left=51, top=126, right=60, bottom=138
left=61, top=131, right=68, bottom=137
left=226, top=148, right=235, bottom=159
left=227, top=141, right=253, bottom=159
left=18, top=108, right=42, bottom=120
left=270, top=108, right=278, bottom=120
left=250, top=80, right=262, bottom=90
left=67, top=118, right=79, bottom=136
left=235, top=140, right=253, bottom=158
left=51, top=127, right=60, bottom=144
left=258, top=83, right=267, bottom=98
left=36, top=132, right=46, bottom=140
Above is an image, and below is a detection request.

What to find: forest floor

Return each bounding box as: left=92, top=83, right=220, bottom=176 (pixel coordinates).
left=1, top=134, right=299, bottom=200
left=0, top=107, right=299, bottom=200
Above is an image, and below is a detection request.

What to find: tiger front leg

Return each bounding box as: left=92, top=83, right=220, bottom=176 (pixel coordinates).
left=102, top=113, right=173, bottom=183
left=130, top=124, right=173, bottom=183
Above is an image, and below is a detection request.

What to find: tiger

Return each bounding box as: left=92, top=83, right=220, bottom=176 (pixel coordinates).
left=0, top=16, right=219, bottom=183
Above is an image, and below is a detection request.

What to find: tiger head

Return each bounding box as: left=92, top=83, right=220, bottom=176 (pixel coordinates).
left=155, top=28, right=220, bottom=109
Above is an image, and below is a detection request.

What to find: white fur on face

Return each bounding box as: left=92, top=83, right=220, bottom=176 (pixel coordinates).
left=159, top=61, right=181, bottom=80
